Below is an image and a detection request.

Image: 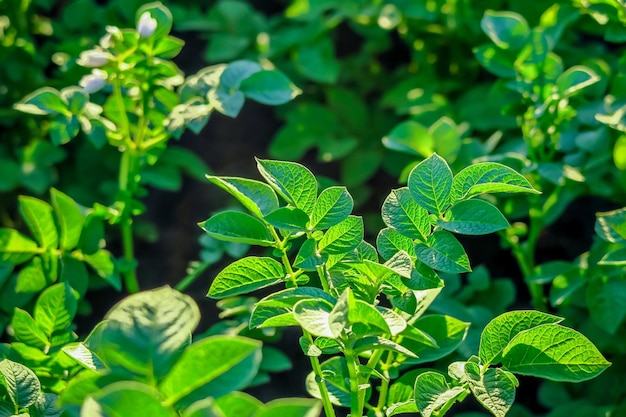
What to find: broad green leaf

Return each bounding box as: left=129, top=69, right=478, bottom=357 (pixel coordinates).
left=586, top=275, right=626, bottom=334
left=399, top=324, right=439, bottom=348
left=293, top=38, right=340, bottom=84
left=62, top=343, right=107, bottom=371
left=414, top=231, right=471, bottom=273
left=31, top=392, right=62, bottom=417
left=160, top=336, right=261, bottom=407
left=207, top=176, right=279, bottom=218
left=254, top=287, right=336, bottom=309
left=382, top=188, right=430, bottom=240
left=199, top=211, right=273, bottom=246
left=263, top=207, right=309, bottom=231
left=260, top=346, right=292, bottom=373
left=556, top=66, right=600, bottom=98
left=50, top=188, right=84, bottom=250
left=240, top=70, right=301, bottom=105
left=595, top=208, right=626, bottom=243
left=386, top=369, right=422, bottom=416
left=0, top=359, right=41, bottom=409
left=18, top=196, right=58, bottom=249
left=382, top=120, right=434, bottom=157
left=408, top=153, right=453, bottom=215
left=294, top=238, right=328, bottom=270
left=465, top=362, right=516, bottom=417
left=208, top=257, right=285, bottom=299
left=318, top=216, right=363, bottom=255
left=213, top=392, right=263, bottom=417
left=182, top=398, right=224, bottom=417
left=501, top=324, right=611, bottom=382
left=11, top=309, right=48, bottom=350
left=405, top=315, right=469, bottom=364
left=352, top=336, right=417, bottom=358
left=208, top=86, right=244, bottom=118
left=305, top=357, right=351, bottom=407
left=249, top=305, right=295, bottom=329
left=97, top=287, right=200, bottom=380
left=309, top=186, right=353, bottom=230
left=450, top=163, right=539, bottom=202
left=299, top=337, right=323, bottom=357
left=34, top=282, right=78, bottom=337
left=376, top=228, right=415, bottom=261
left=414, top=371, right=468, bottom=417
left=84, top=249, right=120, bottom=289
left=481, top=10, right=529, bottom=49
left=473, top=44, right=516, bottom=78
left=438, top=199, right=510, bottom=235
left=61, top=255, right=89, bottom=297
left=599, top=247, right=626, bottom=265
left=0, top=257, right=48, bottom=310
left=84, top=381, right=176, bottom=417
left=14, top=87, right=68, bottom=115
left=255, top=398, right=322, bottom=417
left=479, top=310, right=563, bottom=366
left=220, top=60, right=262, bottom=90
left=293, top=299, right=335, bottom=339
left=256, top=159, right=317, bottom=214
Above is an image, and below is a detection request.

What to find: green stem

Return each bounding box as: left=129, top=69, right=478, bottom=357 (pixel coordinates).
left=304, top=331, right=337, bottom=417
left=175, top=261, right=210, bottom=292
left=345, top=349, right=363, bottom=417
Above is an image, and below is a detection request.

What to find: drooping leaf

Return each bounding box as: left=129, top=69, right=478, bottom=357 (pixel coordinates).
left=309, top=186, right=353, bottom=230
left=160, top=336, right=262, bottom=407
left=62, top=343, right=107, bottom=372
left=382, top=120, right=434, bottom=157
left=318, top=216, right=363, bottom=255
left=414, top=231, right=471, bottom=273
left=479, top=310, right=563, bottom=366
left=450, top=163, right=539, bottom=202
left=18, top=196, right=58, bottom=249
left=414, top=371, right=468, bottom=417
left=50, top=188, right=85, bottom=250
left=199, top=211, right=274, bottom=246
left=207, top=176, right=279, bottom=218
left=501, top=324, right=611, bottom=382
left=438, top=199, right=510, bottom=235
left=408, top=153, right=453, bottom=215
left=256, top=159, right=317, bottom=214
left=0, top=359, right=41, bottom=409
left=382, top=188, right=430, bottom=240
left=208, top=257, right=285, bottom=299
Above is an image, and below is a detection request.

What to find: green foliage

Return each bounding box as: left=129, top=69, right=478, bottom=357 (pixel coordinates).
left=203, top=154, right=608, bottom=417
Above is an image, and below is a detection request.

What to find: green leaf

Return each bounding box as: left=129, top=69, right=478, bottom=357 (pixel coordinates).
left=556, top=66, right=600, bottom=98
left=305, top=357, right=351, bottom=407
left=450, top=163, right=539, bottom=202
left=464, top=363, right=516, bottom=417
left=352, top=336, right=417, bottom=358
left=479, top=310, right=563, bottom=366
left=96, top=287, right=200, bottom=380
left=405, top=315, right=469, bottom=364
left=159, top=336, right=261, bottom=407
left=14, top=87, right=68, bottom=115
left=293, top=299, right=335, bottom=339
left=11, top=308, right=49, bottom=349
left=293, top=38, right=340, bottom=84
left=31, top=392, right=62, bottom=417
left=408, top=153, right=453, bottom=215
left=473, top=44, right=516, bottom=78
left=50, top=189, right=84, bottom=251
left=207, top=176, right=279, bottom=217
left=294, top=238, right=328, bottom=271
left=255, top=398, right=322, bottom=417
left=586, top=275, right=626, bottom=334
left=414, top=231, right=471, bottom=273
left=256, top=159, right=317, bottom=214
left=383, top=188, right=430, bottom=240
left=85, top=381, right=176, bottom=417
left=153, top=36, right=185, bottom=59
left=260, top=346, right=292, bottom=373
left=414, top=371, right=468, bottom=417
left=382, top=121, right=434, bottom=157
left=263, top=207, right=309, bottom=231
left=614, top=135, right=626, bottom=170
left=599, top=247, right=626, bottom=265
left=199, top=211, right=273, bottom=246
left=318, top=216, right=363, bottom=255
left=62, top=343, right=107, bottom=371
left=0, top=359, right=41, bottom=409
left=208, top=257, right=286, bottom=299
left=34, top=282, right=78, bottom=337
left=208, top=86, right=245, bottom=118
left=240, top=70, right=301, bottom=105
left=595, top=208, right=626, bottom=243
left=376, top=228, right=415, bottom=261
left=481, top=10, right=530, bottom=49
left=213, top=392, right=263, bottom=417
left=18, top=196, right=58, bottom=249
left=438, top=199, right=510, bottom=235
left=309, top=186, right=353, bottom=230
left=501, top=324, right=611, bottom=382
left=0, top=229, right=39, bottom=266
left=0, top=257, right=48, bottom=310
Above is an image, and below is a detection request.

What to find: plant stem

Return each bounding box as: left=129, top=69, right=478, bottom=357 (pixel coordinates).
left=303, top=330, right=337, bottom=417
left=175, top=261, right=210, bottom=292
left=345, top=349, right=363, bottom=417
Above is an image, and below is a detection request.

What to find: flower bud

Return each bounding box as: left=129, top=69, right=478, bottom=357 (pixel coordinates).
left=100, top=25, right=122, bottom=48
left=77, top=50, right=111, bottom=68
left=79, top=69, right=108, bottom=94
left=137, top=12, right=157, bottom=38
